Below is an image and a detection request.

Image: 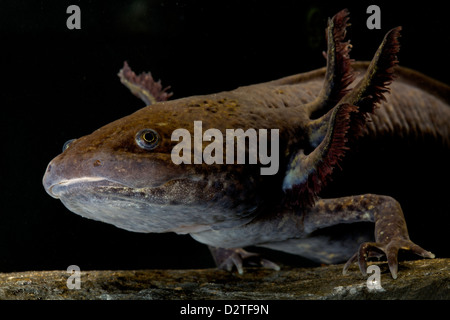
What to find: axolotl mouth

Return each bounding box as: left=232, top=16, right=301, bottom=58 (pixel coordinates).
left=42, top=165, right=258, bottom=234
left=43, top=172, right=207, bottom=233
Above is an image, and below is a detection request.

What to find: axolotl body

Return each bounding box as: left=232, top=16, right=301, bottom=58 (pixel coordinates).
left=43, top=10, right=449, bottom=278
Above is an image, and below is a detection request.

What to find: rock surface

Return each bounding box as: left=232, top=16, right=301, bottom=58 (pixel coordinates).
left=0, top=258, right=448, bottom=300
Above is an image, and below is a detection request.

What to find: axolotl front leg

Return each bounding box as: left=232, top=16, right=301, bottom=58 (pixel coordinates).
left=306, top=195, right=434, bottom=279
left=203, top=194, right=434, bottom=279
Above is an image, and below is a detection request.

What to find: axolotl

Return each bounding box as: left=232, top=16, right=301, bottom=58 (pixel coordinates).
left=43, top=10, right=449, bottom=278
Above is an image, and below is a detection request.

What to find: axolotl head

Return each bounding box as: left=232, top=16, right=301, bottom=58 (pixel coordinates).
left=42, top=94, right=276, bottom=234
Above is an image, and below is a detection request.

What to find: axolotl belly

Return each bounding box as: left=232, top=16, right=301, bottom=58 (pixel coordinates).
left=43, top=10, right=449, bottom=278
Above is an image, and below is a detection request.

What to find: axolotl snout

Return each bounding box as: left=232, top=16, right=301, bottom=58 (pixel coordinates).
left=43, top=10, right=449, bottom=278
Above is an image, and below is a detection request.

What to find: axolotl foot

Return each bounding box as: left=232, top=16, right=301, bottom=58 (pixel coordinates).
left=343, top=237, right=435, bottom=279
left=305, top=195, right=435, bottom=279
left=339, top=195, right=435, bottom=279
left=208, top=247, right=280, bottom=275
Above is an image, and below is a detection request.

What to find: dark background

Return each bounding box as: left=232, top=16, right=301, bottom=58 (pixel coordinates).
left=1, top=0, right=448, bottom=272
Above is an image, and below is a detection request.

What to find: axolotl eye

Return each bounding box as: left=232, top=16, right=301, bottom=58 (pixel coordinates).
left=135, top=129, right=161, bottom=150
left=62, top=139, right=77, bottom=152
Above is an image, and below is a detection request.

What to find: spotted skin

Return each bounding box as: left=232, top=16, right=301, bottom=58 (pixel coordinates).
left=312, top=195, right=434, bottom=279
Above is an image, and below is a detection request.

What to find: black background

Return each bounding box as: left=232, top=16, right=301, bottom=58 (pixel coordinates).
left=1, top=0, right=449, bottom=272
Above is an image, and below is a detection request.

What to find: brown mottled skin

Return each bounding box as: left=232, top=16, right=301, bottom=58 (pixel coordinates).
left=43, top=10, right=448, bottom=278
